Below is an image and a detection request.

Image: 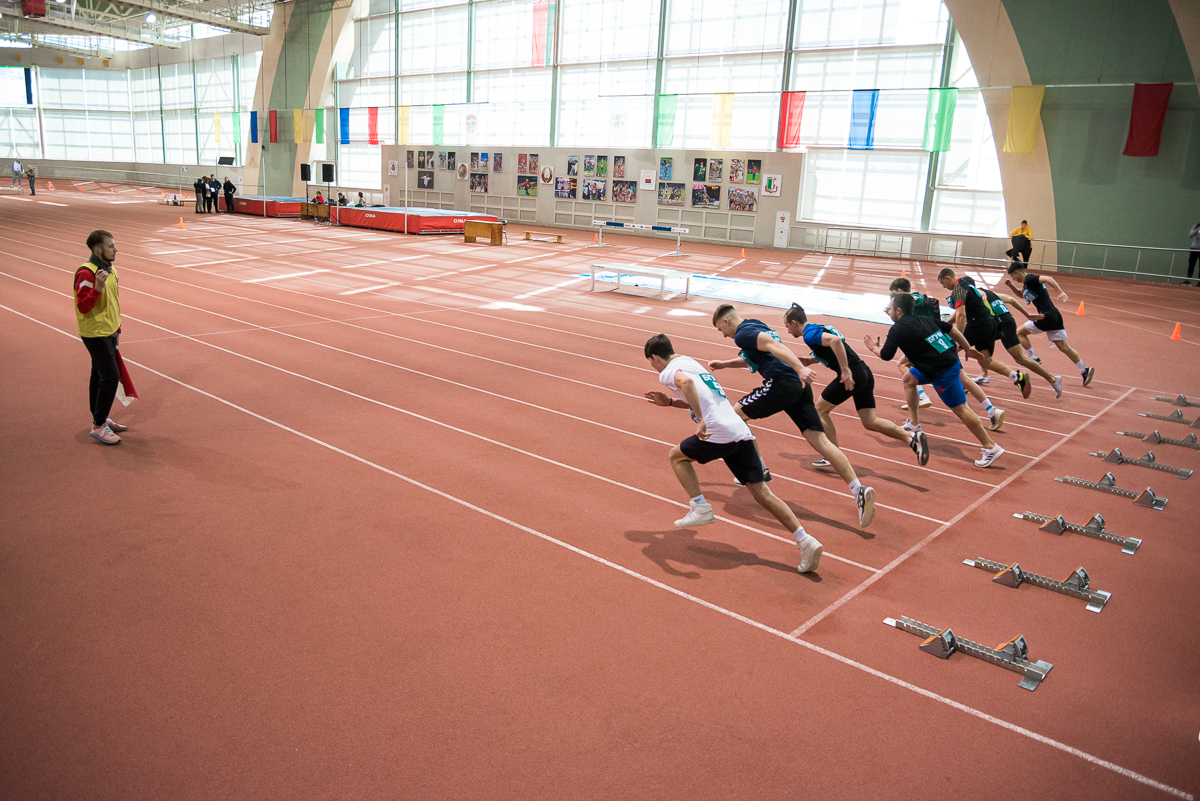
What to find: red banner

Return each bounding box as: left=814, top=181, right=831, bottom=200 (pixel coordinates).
left=367, top=107, right=379, bottom=145
left=1122, top=83, right=1173, bottom=157
left=20, top=0, right=46, bottom=17
left=777, top=91, right=806, bottom=149
left=531, top=0, right=554, bottom=67
left=268, top=109, right=278, bottom=143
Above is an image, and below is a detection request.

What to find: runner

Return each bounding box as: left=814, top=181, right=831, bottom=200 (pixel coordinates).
left=1005, top=263, right=1095, bottom=387
left=782, top=303, right=928, bottom=467
left=643, top=334, right=824, bottom=573
left=708, top=304, right=876, bottom=527
left=959, top=276, right=1063, bottom=399
left=936, top=268, right=1032, bottom=399
left=863, top=293, right=1005, bottom=468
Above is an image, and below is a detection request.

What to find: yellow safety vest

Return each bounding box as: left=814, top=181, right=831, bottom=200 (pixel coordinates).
left=75, top=260, right=121, bottom=338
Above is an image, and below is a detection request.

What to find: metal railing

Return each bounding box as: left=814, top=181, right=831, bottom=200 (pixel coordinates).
left=35, top=165, right=246, bottom=197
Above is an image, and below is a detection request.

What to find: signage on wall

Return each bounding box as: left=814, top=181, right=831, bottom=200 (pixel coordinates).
left=773, top=211, right=790, bottom=248
left=640, top=169, right=654, bottom=190
left=388, top=160, right=398, bottom=175
left=762, top=174, right=782, bottom=197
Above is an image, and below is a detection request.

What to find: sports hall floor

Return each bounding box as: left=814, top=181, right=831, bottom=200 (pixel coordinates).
left=1, top=181, right=1198, bottom=800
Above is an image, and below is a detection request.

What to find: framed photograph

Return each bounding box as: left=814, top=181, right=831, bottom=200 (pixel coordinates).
left=596, top=155, right=607, bottom=177
left=657, top=182, right=685, bottom=206
left=438, top=151, right=447, bottom=170
left=417, top=151, right=427, bottom=169
left=516, top=175, right=538, bottom=196
left=555, top=176, right=577, bottom=199
left=406, top=150, right=414, bottom=168
left=727, top=186, right=757, bottom=212
left=470, top=172, right=489, bottom=193
left=447, top=152, right=456, bottom=171
left=425, top=151, right=435, bottom=168
left=540, top=165, right=554, bottom=183
left=691, top=183, right=720, bottom=208
left=480, top=152, right=489, bottom=171
left=493, top=152, right=503, bottom=173
left=582, top=178, right=605, bottom=201
left=659, top=158, right=672, bottom=180
left=747, top=159, right=762, bottom=184
left=613, top=156, right=625, bottom=179
left=517, top=153, right=528, bottom=175
left=693, top=158, right=707, bottom=181
left=612, top=180, right=637, bottom=203
left=729, top=159, right=745, bottom=184
left=388, top=160, right=398, bottom=176
left=567, top=155, right=578, bottom=176
left=457, top=164, right=468, bottom=180
left=762, top=174, right=782, bottom=196
left=583, top=155, right=596, bottom=177
left=528, top=153, right=540, bottom=173
left=418, top=170, right=434, bottom=189
left=470, top=152, right=480, bottom=171
left=707, top=158, right=723, bottom=182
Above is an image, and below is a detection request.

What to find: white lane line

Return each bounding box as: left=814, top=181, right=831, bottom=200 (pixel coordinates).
left=243, top=268, right=330, bottom=284
left=0, top=301, right=1187, bottom=801
left=514, top=276, right=588, bottom=299
left=38, top=201, right=68, bottom=207
left=340, top=281, right=404, bottom=296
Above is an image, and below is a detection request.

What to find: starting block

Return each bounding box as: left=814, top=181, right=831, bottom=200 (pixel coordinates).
left=884, top=616, right=1053, bottom=691
left=1090, top=448, right=1192, bottom=479
left=1153, top=394, right=1200, bottom=408
left=1055, top=472, right=1168, bottom=510
left=1118, top=430, right=1200, bottom=450
left=964, top=557, right=1110, bottom=613
left=1013, top=511, right=1141, bottom=554
left=1139, top=407, right=1200, bottom=428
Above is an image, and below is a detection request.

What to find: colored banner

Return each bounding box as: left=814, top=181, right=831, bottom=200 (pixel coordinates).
left=531, top=0, right=556, bottom=67
left=339, top=107, right=350, bottom=144
left=250, top=110, right=258, bottom=144
left=213, top=113, right=220, bottom=143
left=432, top=104, right=444, bottom=146
left=777, top=91, right=805, bottom=149
left=268, top=109, right=278, bottom=143
left=1123, top=83, right=1173, bottom=157
left=1003, top=85, right=1045, bottom=154
left=368, top=107, right=379, bottom=145
left=24, top=67, right=32, bottom=105
left=711, top=93, right=734, bottom=148
left=655, top=94, right=677, bottom=148
left=315, top=108, right=324, bottom=144
left=848, top=89, right=879, bottom=150
left=397, top=105, right=410, bottom=145
left=232, top=111, right=241, bottom=144
left=302, top=110, right=312, bottom=144
left=293, top=109, right=302, bottom=144
left=922, top=87, right=958, bottom=152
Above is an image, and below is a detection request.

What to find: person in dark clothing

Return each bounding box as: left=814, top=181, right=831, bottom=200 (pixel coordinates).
left=1005, top=263, right=1094, bottom=386
left=209, top=176, right=221, bottom=212
left=1185, top=223, right=1200, bottom=286
left=937, top=267, right=1030, bottom=399
left=1006, top=220, right=1033, bottom=264
left=193, top=177, right=205, bottom=213
left=25, top=168, right=35, bottom=196
left=223, top=178, right=236, bottom=213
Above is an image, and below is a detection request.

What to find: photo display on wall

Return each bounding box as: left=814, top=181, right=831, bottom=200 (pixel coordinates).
left=762, top=174, right=781, bottom=196
left=693, top=158, right=707, bottom=181
left=517, top=175, right=537, bottom=196
left=613, top=180, right=637, bottom=203
left=567, top=155, right=579, bottom=176
left=417, top=151, right=427, bottom=169
left=728, top=186, right=757, bottom=211
left=539, top=165, right=554, bottom=183
left=470, top=152, right=480, bottom=171
left=517, top=153, right=528, bottom=174
left=692, top=184, right=720, bottom=208
left=583, top=155, right=596, bottom=177
left=729, top=159, right=745, bottom=184
left=418, top=170, right=434, bottom=189
left=447, top=152, right=456, bottom=171
left=493, top=153, right=503, bottom=172
left=659, top=158, right=672, bottom=180
left=470, top=172, right=489, bottom=193
left=613, top=156, right=625, bottom=179
left=425, top=151, right=435, bottom=168
left=407, top=150, right=414, bottom=168
left=658, top=182, right=685, bottom=206
left=528, top=153, right=540, bottom=173
left=480, top=152, right=489, bottom=171
left=555, top=176, right=577, bottom=198
left=438, top=152, right=447, bottom=170
left=457, top=164, right=468, bottom=180
left=582, top=178, right=605, bottom=201
left=746, top=159, right=762, bottom=184
left=596, top=155, right=607, bottom=177
left=707, top=159, right=723, bottom=182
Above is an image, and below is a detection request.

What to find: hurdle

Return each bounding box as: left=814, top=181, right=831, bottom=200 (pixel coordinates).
left=963, top=558, right=1111, bottom=612
left=590, top=220, right=690, bottom=257
left=884, top=616, right=1053, bottom=691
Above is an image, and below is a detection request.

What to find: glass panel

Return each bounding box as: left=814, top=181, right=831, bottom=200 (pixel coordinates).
left=665, top=0, right=789, bottom=55
left=41, top=109, right=91, bottom=159
left=339, top=143, right=383, bottom=188
left=558, top=0, right=660, bottom=63
left=2, top=108, right=42, bottom=158
left=800, top=149, right=928, bottom=228
left=469, top=68, right=552, bottom=146
left=39, top=69, right=85, bottom=109
left=350, top=16, right=396, bottom=78
left=399, top=72, right=469, bottom=105
left=401, top=6, right=469, bottom=73
left=473, top=0, right=538, bottom=70
left=0, top=67, right=29, bottom=107
left=794, top=0, right=947, bottom=49
left=557, top=61, right=655, bottom=147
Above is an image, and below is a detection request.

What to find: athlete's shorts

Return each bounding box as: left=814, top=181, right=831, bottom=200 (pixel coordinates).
left=964, top=319, right=997, bottom=353
left=820, top=361, right=876, bottom=412
left=1024, top=315, right=1068, bottom=342
left=739, top=377, right=824, bottom=434
left=996, top=314, right=1021, bottom=350
left=679, top=436, right=765, bottom=485
left=908, top=364, right=968, bottom=409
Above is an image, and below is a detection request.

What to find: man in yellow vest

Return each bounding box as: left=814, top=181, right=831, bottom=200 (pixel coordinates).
left=74, top=230, right=127, bottom=445
left=1006, top=220, right=1033, bottom=265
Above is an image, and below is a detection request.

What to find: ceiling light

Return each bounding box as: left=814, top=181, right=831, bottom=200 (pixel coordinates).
left=145, top=12, right=156, bottom=23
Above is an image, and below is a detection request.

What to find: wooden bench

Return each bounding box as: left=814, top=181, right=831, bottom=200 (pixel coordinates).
left=590, top=263, right=692, bottom=301
left=524, top=231, right=564, bottom=244
left=464, top=219, right=504, bottom=245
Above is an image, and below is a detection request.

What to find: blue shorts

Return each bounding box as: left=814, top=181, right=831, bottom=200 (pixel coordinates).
left=909, top=365, right=967, bottom=408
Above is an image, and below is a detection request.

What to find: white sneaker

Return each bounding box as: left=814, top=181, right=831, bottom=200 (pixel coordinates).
left=1052, top=375, right=1063, bottom=400
left=987, top=409, right=1006, bottom=432
left=900, top=394, right=933, bottom=411
left=974, top=445, right=1005, bottom=468
left=812, top=458, right=831, bottom=468
left=856, top=486, right=876, bottom=527
left=674, top=501, right=715, bottom=527
left=972, top=374, right=991, bottom=384
left=796, top=533, right=824, bottom=573
left=901, top=418, right=919, bottom=434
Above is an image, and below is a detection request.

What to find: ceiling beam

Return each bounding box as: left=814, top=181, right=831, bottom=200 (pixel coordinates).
left=108, top=0, right=269, bottom=35
left=1, top=15, right=181, bottom=47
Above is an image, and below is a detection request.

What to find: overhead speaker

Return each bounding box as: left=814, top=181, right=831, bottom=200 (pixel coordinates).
left=320, top=162, right=335, bottom=184
left=300, top=163, right=311, bottom=182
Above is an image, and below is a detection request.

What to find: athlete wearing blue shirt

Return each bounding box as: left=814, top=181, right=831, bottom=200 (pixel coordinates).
left=707, top=304, right=876, bottom=528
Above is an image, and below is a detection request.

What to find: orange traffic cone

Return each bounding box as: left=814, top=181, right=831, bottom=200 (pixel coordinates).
left=593, top=232, right=599, bottom=243
left=47, top=181, right=54, bottom=190
left=110, top=187, right=115, bottom=193
left=178, top=217, right=184, bottom=230
left=78, top=186, right=83, bottom=192
left=1076, top=301, right=1085, bottom=316
left=160, top=190, right=165, bottom=197
left=1170, top=323, right=1182, bottom=341
left=740, top=248, right=746, bottom=258
left=138, top=188, right=142, bottom=195
left=900, top=267, right=906, bottom=278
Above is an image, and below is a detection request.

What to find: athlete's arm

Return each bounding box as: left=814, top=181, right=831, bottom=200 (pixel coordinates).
left=644, top=390, right=688, bottom=410
left=945, top=325, right=982, bottom=361
left=1039, top=276, right=1069, bottom=302
left=822, top=333, right=854, bottom=390
left=951, top=304, right=966, bottom=331
left=675, top=371, right=710, bottom=440
left=758, top=332, right=816, bottom=385
left=995, top=292, right=1043, bottom=320
left=705, top=356, right=748, bottom=371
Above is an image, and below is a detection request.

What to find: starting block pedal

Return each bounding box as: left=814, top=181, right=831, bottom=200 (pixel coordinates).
left=884, top=616, right=1052, bottom=691
left=1118, top=430, right=1200, bottom=450
left=964, top=557, right=1111, bottom=612
left=1013, top=511, right=1141, bottom=554
left=1139, top=408, right=1200, bottom=428
left=1153, top=394, right=1200, bottom=408
left=1090, top=448, right=1193, bottom=479
left=1055, top=472, right=1168, bottom=510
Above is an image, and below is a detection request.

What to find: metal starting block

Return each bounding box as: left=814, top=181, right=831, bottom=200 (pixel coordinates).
left=1118, top=430, right=1200, bottom=450
left=1153, top=394, right=1200, bottom=408
left=1055, top=472, right=1168, bottom=510
left=884, top=615, right=1053, bottom=691
left=964, top=557, right=1111, bottom=613
left=1139, top=408, right=1200, bottom=428
left=1013, top=511, right=1141, bottom=554
left=1090, top=448, right=1193, bottom=479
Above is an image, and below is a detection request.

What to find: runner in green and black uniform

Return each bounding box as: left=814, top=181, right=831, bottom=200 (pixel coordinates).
left=1005, top=263, right=1095, bottom=387
left=938, top=268, right=1031, bottom=402
left=959, top=275, right=1063, bottom=399
left=888, top=277, right=935, bottom=411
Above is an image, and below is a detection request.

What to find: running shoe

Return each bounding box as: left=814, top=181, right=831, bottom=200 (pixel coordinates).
left=106, top=418, right=128, bottom=433
left=910, top=429, right=930, bottom=466
left=856, top=486, right=876, bottom=527
left=900, top=393, right=933, bottom=411
left=89, top=424, right=120, bottom=445
left=1082, top=366, right=1095, bottom=387
left=988, top=409, right=1006, bottom=432
left=1016, top=371, right=1032, bottom=399
left=674, top=501, right=715, bottom=527
left=813, top=458, right=832, bottom=468
left=796, top=533, right=824, bottom=573
left=1052, top=375, right=1063, bottom=400
left=901, top=418, right=920, bottom=434
left=974, top=445, right=1005, bottom=468
left=972, top=374, right=991, bottom=384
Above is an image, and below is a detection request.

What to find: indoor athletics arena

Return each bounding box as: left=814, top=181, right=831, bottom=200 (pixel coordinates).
left=2, top=0, right=1199, bottom=797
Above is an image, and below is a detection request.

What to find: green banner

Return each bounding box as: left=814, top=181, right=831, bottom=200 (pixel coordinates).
left=232, top=111, right=241, bottom=144
left=922, top=87, right=958, bottom=152
left=433, top=105, right=444, bottom=146
left=314, top=108, right=325, bottom=144
left=655, top=94, right=676, bottom=149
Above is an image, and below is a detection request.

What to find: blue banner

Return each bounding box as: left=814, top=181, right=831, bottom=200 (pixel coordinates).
left=848, top=89, right=879, bottom=150
left=250, top=110, right=258, bottom=143
left=339, top=107, right=350, bottom=144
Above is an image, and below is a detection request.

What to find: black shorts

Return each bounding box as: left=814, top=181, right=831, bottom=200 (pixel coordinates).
left=964, top=319, right=997, bottom=353
left=996, top=314, right=1021, bottom=350
left=679, top=436, right=765, bottom=485
left=1033, top=310, right=1065, bottom=333
left=739, top=377, right=824, bottom=434
left=820, top=361, right=876, bottom=411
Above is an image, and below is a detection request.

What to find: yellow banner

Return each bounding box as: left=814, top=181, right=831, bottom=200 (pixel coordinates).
left=213, top=113, right=220, bottom=143
left=1003, top=85, right=1045, bottom=154
left=397, top=105, right=410, bottom=146
left=293, top=109, right=303, bottom=144
left=711, top=93, right=734, bottom=148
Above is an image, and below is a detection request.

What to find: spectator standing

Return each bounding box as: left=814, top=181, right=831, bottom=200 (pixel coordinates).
left=209, top=176, right=221, bottom=213
left=223, top=177, right=236, bottom=213
left=1186, top=222, right=1200, bottom=286
left=193, top=176, right=205, bottom=213
left=11, top=158, right=21, bottom=188
left=74, top=230, right=129, bottom=445
left=25, top=168, right=35, bottom=196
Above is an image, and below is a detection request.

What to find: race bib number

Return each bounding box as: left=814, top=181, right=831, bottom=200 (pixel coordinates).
left=926, top=330, right=954, bottom=353
left=991, top=299, right=1009, bottom=315
left=1022, top=289, right=1036, bottom=304
left=698, top=372, right=727, bottom=399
